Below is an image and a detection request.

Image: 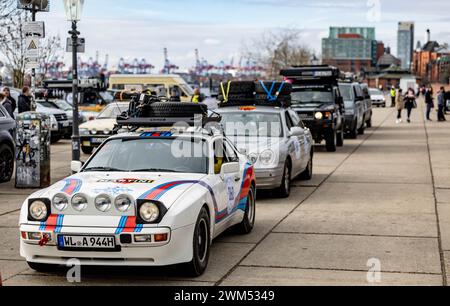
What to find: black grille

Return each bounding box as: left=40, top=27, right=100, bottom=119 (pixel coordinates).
left=54, top=114, right=68, bottom=121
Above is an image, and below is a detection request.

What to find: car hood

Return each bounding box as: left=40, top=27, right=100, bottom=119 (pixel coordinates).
left=228, top=136, right=283, bottom=154
left=80, top=118, right=116, bottom=130
left=30, top=172, right=208, bottom=212
left=36, top=105, right=66, bottom=116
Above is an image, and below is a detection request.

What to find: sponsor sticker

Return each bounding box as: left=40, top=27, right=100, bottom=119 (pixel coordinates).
left=97, top=179, right=155, bottom=184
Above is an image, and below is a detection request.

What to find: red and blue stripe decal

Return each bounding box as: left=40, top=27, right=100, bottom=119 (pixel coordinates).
left=61, top=179, right=82, bottom=195
left=39, top=214, right=64, bottom=233
left=115, top=216, right=144, bottom=234
left=140, top=132, right=173, bottom=137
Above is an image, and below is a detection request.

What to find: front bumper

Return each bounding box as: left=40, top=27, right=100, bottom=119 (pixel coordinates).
left=254, top=166, right=284, bottom=189
left=80, top=135, right=109, bottom=148
left=302, top=119, right=334, bottom=141
left=20, top=224, right=194, bottom=267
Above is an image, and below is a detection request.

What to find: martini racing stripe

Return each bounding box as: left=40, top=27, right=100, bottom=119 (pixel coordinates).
left=61, top=179, right=82, bottom=195
left=115, top=216, right=144, bottom=234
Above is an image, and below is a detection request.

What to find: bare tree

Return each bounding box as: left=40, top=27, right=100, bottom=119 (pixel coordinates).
left=242, top=29, right=313, bottom=80
left=0, top=1, right=63, bottom=87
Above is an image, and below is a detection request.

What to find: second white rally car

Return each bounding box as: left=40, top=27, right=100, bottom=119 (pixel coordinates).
left=19, top=96, right=256, bottom=276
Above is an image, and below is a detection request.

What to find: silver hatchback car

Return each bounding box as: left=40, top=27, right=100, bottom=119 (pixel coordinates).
left=216, top=105, right=314, bottom=198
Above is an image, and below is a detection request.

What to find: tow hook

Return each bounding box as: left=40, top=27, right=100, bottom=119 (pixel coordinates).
left=39, top=234, right=51, bottom=247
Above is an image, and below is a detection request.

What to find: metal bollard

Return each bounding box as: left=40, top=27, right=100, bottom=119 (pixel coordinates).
left=15, top=112, right=51, bottom=188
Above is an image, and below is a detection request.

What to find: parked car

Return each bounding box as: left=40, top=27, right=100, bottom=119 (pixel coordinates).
left=19, top=101, right=256, bottom=277
left=0, top=104, right=16, bottom=183
left=339, top=83, right=365, bottom=139
left=369, top=88, right=387, bottom=108
left=360, top=84, right=373, bottom=128
left=79, top=102, right=129, bottom=154
left=281, top=66, right=345, bottom=152
left=217, top=105, right=313, bottom=198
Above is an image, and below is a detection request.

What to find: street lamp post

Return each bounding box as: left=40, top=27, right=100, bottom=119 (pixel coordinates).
left=63, top=0, right=84, bottom=162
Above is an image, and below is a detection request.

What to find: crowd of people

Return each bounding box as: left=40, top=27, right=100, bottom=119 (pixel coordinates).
left=391, top=85, right=448, bottom=124
left=0, top=86, right=33, bottom=119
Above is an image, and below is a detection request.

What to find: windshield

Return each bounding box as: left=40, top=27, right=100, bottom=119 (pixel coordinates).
left=53, top=100, right=72, bottom=111
left=339, top=84, right=354, bottom=101
left=83, top=138, right=208, bottom=174
left=369, top=89, right=382, bottom=96
left=97, top=104, right=129, bottom=119
left=37, top=101, right=57, bottom=109
left=291, top=86, right=333, bottom=104
left=99, top=91, right=114, bottom=103
left=220, top=112, right=283, bottom=137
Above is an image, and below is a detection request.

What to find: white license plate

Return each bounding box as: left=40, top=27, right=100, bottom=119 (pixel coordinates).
left=91, top=138, right=105, bottom=144
left=58, top=235, right=116, bottom=250
left=62, top=122, right=70, bottom=127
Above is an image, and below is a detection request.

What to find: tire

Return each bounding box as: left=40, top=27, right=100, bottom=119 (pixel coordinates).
left=325, top=130, right=337, bottom=152
left=183, top=207, right=211, bottom=277
left=336, top=127, right=344, bottom=147
left=0, top=144, right=14, bottom=183
left=144, top=102, right=208, bottom=118
left=275, top=161, right=291, bottom=198
left=348, top=122, right=358, bottom=139
left=366, top=117, right=372, bottom=128
left=27, top=262, right=59, bottom=273
left=358, top=124, right=365, bottom=135
left=51, top=135, right=61, bottom=144
left=254, top=82, right=292, bottom=95
left=299, top=149, right=313, bottom=180
left=81, top=146, right=94, bottom=155
left=232, top=185, right=256, bottom=234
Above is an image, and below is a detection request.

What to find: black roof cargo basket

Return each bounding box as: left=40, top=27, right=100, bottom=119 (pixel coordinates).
left=280, top=65, right=342, bottom=84
left=115, top=92, right=221, bottom=130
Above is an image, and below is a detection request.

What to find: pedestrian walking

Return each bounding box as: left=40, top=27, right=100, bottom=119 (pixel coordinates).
left=437, top=87, right=447, bottom=122
left=18, top=86, right=32, bottom=113
left=191, top=88, right=205, bottom=103
left=404, top=88, right=416, bottom=123
left=390, top=87, right=397, bottom=108
left=0, top=93, right=15, bottom=118
left=396, top=89, right=404, bottom=124
left=2, top=87, right=16, bottom=114
left=425, top=87, right=434, bottom=121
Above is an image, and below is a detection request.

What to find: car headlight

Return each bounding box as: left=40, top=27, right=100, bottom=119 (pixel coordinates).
left=139, top=202, right=160, bottom=223
left=79, top=128, right=90, bottom=136
left=91, top=129, right=98, bottom=135
left=248, top=153, right=258, bottom=165
left=53, top=194, right=69, bottom=211
left=72, top=194, right=88, bottom=211
left=103, top=129, right=111, bottom=135
left=29, top=200, right=49, bottom=221
left=115, top=195, right=133, bottom=212
left=315, top=112, right=323, bottom=120
left=50, top=115, right=58, bottom=128
left=95, top=195, right=112, bottom=212
left=259, top=150, right=274, bottom=165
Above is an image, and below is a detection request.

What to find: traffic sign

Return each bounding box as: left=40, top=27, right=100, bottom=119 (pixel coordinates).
left=24, top=21, right=45, bottom=38
left=25, top=37, right=39, bottom=58
left=25, top=57, right=39, bottom=69
left=66, top=38, right=85, bottom=53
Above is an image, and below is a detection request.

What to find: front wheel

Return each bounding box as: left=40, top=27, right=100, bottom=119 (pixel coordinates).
left=183, top=207, right=211, bottom=277
left=325, top=130, right=337, bottom=152
left=336, top=127, right=344, bottom=147
left=275, top=161, right=291, bottom=198
left=232, top=185, right=256, bottom=234
left=358, top=124, right=365, bottom=135
left=299, top=149, right=314, bottom=180
left=0, top=144, right=14, bottom=183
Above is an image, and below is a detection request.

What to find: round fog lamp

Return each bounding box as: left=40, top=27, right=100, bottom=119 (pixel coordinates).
left=115, top=195, right=133, bottom=212
left=72, top=194, right=88, bottom=211
left=29, top=200, right=48, bottom=221
left=53, top=194, right=69, bottom=211
left=139, top=203, right=160, bottom=223
left=95, top=195, right=112, bottom=212
left=315, top=112, right=323, bottom=120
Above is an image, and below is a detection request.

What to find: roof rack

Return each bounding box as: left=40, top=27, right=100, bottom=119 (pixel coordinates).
left=280, top=65, right=342, bottom=82
left=114, top=92, right=222, bottom=133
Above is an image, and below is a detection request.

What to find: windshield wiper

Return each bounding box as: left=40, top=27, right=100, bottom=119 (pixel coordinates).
left=131, top=168, right=178, bottom=173
left=83, top=167, right=125, bottom=172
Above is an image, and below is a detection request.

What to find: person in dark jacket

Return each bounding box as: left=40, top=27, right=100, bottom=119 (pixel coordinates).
left=2, top=87, right=16, bottom=113
left=425, top=87, right=434, bottom=121
left=437, top=87, right=447, bottom=122
left=0, top=93, right=14, bottom=118
left=18, top=86, right=31, bottom=113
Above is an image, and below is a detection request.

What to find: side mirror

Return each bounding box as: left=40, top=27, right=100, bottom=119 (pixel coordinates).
left=71, top=161, right=83, bottom=173
left=220, top=162, right=239, bottom=177
left=289, top=126, right=304, bottom=137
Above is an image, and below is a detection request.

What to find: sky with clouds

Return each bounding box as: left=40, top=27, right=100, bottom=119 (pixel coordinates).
left=37, top=0, right=450, bottom=71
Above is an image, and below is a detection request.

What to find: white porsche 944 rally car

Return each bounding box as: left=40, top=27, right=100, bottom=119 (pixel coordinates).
left=19, top=100, right=256, bottom=277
